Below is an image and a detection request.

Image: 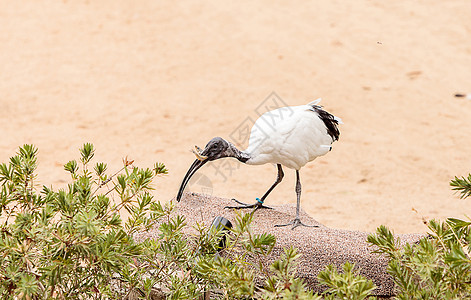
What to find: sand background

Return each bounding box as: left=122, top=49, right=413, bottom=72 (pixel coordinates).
left=1, top=1, right=470, bottom=234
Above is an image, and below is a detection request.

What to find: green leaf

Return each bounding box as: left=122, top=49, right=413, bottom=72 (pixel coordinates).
left=367, top=225, right=399, bottom=259
left=318, top=262, right=376, bottom=300
left=154, top=162, right=168, bottom=175
left=94, top=162, right=107, bottom=177
left=80, top=143, right=95, bottom=165
left=16, top=273, right=39, bottom=297
left=64, top=160, right=78, bottom=175
left=450, top=174, right=471, bottom=199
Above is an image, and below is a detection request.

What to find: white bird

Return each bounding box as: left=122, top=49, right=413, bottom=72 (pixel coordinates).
left=176, top=99, right=342, bottom=229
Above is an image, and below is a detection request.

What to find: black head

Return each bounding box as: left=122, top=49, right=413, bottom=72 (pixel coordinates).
left=199, top=137, right=231, bottom=161
left=176, top=137, right=232, bottom=202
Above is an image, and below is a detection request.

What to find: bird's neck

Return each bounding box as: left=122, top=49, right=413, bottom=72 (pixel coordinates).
left=227, top=141, right=251, bottom=163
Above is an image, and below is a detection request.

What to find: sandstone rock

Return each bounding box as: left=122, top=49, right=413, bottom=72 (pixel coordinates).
left=139, top=193, right=426, bottom=297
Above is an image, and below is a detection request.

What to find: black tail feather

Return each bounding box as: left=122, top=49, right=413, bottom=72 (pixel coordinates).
left=309, top=105, right=340, bottom=141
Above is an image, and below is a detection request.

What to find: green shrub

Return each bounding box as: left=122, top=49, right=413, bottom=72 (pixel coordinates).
left=318, top=262, right=375, bottom=300
left=15, top=143, right=471, bottom=299
left=0, top=144, right=377, bottom=299
left=366, top=173, right=471, bottom=299
left=0, top=144, right=170, bottom=299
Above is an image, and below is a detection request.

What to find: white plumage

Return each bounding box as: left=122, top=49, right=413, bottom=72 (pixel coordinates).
left=177, top=99, right=341, bottom=229
left=246, top=100, right=341, bottom=169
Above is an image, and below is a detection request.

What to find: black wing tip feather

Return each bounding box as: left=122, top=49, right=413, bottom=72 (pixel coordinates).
left=309, top=105, right=340, bottom=141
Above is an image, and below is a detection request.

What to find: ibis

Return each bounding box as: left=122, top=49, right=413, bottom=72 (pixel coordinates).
left=176, top=99, right=342, bottom=229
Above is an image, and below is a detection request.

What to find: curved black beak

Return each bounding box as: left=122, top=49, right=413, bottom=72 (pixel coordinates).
left=176, top=158, right=208, bottom=201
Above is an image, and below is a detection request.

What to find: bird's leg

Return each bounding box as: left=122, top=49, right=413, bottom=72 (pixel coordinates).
left=275, top=170, right=319, bottom=229
left=225, top=164, right=284, bottom=210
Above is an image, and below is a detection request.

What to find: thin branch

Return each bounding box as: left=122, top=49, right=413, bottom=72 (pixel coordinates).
left=90, top=166, right=127, bottom=198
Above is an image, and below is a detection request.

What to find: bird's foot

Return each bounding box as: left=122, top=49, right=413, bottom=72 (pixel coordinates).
left=274, top=218, right=319, bottom=230
left=224, top=198, right=272, bottom=210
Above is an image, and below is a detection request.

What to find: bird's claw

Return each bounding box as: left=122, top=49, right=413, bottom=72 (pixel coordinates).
left=275, top=218, right=319, bottom=230
left=224, top=198, right=272, bottom=210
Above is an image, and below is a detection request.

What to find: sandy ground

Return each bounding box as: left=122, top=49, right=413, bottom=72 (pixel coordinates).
left=1, top=1, right=470, bottom=234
